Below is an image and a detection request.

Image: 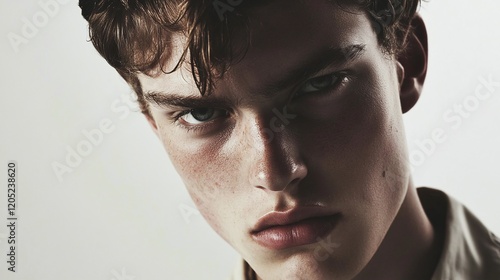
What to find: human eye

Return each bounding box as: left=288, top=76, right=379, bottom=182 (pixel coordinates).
left=295, top=73, right=348, bottom=97
left=173, top=108, right=229, bottom=131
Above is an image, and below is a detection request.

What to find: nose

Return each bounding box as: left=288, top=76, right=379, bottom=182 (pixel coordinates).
left=244, top=113, right=308, bottom=192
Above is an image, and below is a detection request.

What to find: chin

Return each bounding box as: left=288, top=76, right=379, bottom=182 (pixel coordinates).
left=251, top=249, right=358, bottom=280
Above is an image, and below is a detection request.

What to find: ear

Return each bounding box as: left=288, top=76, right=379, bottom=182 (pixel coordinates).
left=397, top=14, right=428, bottom=113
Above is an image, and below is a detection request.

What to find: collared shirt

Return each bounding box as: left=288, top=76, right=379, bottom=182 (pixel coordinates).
left=230, top=187, right=500, bottom=280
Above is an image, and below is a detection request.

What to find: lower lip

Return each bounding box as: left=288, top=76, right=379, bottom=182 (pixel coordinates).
left=251, top=214, right=340, bottom=250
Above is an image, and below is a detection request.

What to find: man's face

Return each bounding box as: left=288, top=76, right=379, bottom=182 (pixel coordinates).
left=139, top=1, right=411, bottom=279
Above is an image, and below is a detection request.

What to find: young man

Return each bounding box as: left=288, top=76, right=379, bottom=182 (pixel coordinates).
left=79, top=0, right=500, bottom=279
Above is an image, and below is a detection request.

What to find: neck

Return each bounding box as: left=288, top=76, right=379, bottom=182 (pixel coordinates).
left=353, top=184, right=444, bottom=280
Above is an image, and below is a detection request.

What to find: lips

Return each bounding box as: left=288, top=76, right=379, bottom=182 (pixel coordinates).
left=250, top=207, right=341, bottom=250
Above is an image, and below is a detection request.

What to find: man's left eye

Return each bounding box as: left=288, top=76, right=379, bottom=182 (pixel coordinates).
left=296, top=73, right=343, bottom=96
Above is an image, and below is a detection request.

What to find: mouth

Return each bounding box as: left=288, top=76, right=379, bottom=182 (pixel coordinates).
left=250, top=207, right=341, bottom=250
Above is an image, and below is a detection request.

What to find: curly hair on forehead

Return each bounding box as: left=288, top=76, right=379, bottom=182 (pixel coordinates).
left=79, top=0, right=421, bottom=115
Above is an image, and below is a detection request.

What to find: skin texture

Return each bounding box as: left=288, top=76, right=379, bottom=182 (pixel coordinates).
left=138, top=1, right=441, bottom=279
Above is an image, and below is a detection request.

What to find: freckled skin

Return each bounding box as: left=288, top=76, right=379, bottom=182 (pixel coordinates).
left=139, top=1, right=434, bottom=279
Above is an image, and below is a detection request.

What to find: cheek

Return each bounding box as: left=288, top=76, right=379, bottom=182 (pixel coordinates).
left=336, top=65, right=408, bottom=219
left=157, top=125, right=244, bottom=235
left=303, top=77, right=394, bottom=163
left=299, top=60, right=407, bottom=202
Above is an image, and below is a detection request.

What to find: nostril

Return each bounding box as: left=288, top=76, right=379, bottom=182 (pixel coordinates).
left=289, top=177, right=302, bottom=186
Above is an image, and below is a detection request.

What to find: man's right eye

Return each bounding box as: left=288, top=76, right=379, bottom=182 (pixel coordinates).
left=176, top=108, right=228, bottom=125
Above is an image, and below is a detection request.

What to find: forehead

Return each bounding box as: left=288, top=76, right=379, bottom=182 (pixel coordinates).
left=240, top=0, right=367, bottom=57
left=139, top=0, right=375, bottom=97
left=228, top=1, right=372, bottom=90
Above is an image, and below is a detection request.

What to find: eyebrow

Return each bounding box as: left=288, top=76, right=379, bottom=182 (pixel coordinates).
left=144, top=44, right=366, bottom=109
left=262, top=44, right=366, bottom=95
left=144, top=91, right=235, bottom=109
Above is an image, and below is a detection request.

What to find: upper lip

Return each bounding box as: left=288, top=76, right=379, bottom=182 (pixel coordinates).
left=251, top=206, right=339, bottom=233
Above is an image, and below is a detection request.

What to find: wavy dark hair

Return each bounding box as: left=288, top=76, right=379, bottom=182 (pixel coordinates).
left=79, top=0, right=421, bottom=115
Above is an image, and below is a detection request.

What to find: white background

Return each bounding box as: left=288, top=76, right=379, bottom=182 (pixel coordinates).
left=0, top=0, right=499, bottom=279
